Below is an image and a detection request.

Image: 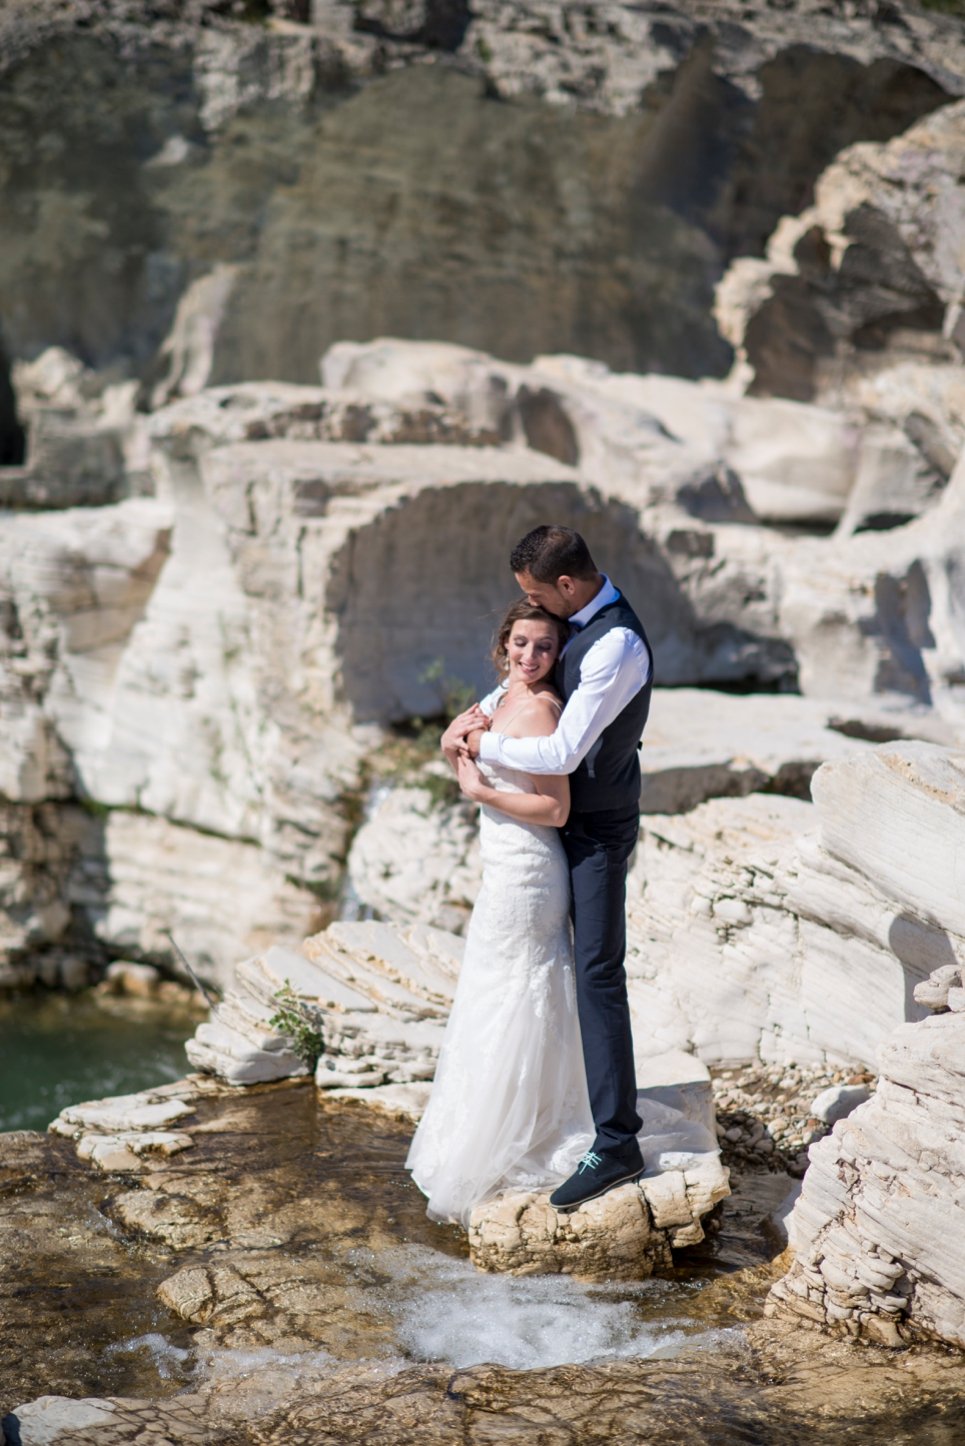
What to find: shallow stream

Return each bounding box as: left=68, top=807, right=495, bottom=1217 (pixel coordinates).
left=3, top=1019, right=965, bottom=1442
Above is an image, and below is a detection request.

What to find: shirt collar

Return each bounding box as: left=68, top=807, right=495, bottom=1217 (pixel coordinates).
left=569, top=575, right=620, bottom=631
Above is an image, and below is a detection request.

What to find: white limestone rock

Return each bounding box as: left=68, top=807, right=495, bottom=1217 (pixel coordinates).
left=342, top=688, right=915, bottom=935
left=629, top=740, right=965, bottom=1069
left=810, top=1083, right=871, bottom=1126
left=777, top=447, right=965, bottom=727
left=914, top=963, right=963, bottom=1011
left=335, top=739, right=965, bottom=1077
left=345, top=776, right=479, bottom=932
left=5, top=350, right=965, bottom=989
left=49, top=1084, right=200, bottom=1175
left=185, top=921, right=461, bottom=1088
left=53, top=1093, right=194, bottom=1135
left=76, top=1131, right=195, bottom=1172
left=640, top=688, right=904, bottom=814
left=102, top=961, right=162, bottom=997
left=717, top=101, right=965, bottom=406
left=810, top=743, right=965, bottom=939
left=769, top=1007, right=965, bottom=1349
left=468, top=1053, right=728, bottom=1277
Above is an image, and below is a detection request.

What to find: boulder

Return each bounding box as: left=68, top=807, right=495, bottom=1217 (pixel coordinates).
left=628, top=740, right=965, bottom=1070
left=718, top=100, right=965, bottom=407
left=768, top=965, right=965, bottom=1349
left=468, top=1051, right=729, bottom=1278
left=809, top=1083, right=872, bottom=1127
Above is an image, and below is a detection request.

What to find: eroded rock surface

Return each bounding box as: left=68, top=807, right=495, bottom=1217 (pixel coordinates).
left=331, top=737, right=965, bottom=1075
left=469, top=1053, right=728, bottom=1277
left=719, top=99, right=965, bottom=408
left=629, top=740, right=965, bottom=1068
left=5, top=336, right=965, bottom=987
left=768, top=962, right=965, bottom=1349
left=3, top=0, right=963, bottom=399
left=6, top=1055, right=965, bottom=1442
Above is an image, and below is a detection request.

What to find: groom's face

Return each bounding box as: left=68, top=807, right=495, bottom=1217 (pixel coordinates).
left=514, top=569, right=575, bottom=620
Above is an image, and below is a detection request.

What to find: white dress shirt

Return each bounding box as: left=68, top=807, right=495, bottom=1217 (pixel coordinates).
left=477, top=577, right=652, bottom=776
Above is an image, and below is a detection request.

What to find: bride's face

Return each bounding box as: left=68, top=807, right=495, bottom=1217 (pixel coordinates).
left=506, top=619, right=560, bottom=685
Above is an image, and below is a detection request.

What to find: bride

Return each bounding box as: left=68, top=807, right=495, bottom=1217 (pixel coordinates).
left=406, top=599, right=594, bottom=1226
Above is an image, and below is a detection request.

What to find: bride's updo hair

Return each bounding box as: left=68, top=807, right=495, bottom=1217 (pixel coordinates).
left=491, top=599, right=570, bottom=678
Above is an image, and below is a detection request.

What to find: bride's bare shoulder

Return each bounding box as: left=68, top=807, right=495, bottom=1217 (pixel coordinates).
left=507, top=690, right=563, bottom=738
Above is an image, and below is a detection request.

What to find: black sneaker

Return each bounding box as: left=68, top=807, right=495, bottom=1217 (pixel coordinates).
left=549, top=1147, right=644, bottom=1213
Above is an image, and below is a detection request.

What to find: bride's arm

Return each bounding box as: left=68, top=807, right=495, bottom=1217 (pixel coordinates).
left=454, top=698, right=570, bottom=827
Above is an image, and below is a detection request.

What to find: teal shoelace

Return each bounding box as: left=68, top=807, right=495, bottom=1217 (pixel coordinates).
left=577, top=1150, right=602, bottom=1174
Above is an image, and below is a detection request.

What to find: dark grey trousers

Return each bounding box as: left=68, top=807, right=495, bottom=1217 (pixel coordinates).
left=561, top=806, right=642, bottom=1158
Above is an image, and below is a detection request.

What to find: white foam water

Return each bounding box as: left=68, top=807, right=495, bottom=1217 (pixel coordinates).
left=354, top=1245, right=717, bottom=1371
left=198, top=1345, right=335, bottom=1383
left=104, top=1332, right=192, bottom=1380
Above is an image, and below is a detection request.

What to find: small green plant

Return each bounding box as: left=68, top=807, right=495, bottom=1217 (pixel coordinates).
left=77, top=794, right=111, bottom=818
left=268, top=982, right=325, bottom=1070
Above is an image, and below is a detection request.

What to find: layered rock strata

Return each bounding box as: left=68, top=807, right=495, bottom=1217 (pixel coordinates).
left=626, top=740, right=965, bottom=1068
left=767, top=961, right=965, bottom=1349
left=188, top=743, right=964, bottom=1099
left=468, top=1051, right=729, bottom=1277
left=335, top=737, right=965, bottom=1073
left=3, top=1, right=963, bottom=395
left=344, top=686, right=944, bottom=937
left=3, top=344, right=964, bottom=985
left=185, top=919, right=462, bottom=1088
left=719, top=100, right=965, bottom=410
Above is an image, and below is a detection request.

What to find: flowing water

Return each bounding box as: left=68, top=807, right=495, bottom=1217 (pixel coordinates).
left=3, top=1016, right=965, bottom=1442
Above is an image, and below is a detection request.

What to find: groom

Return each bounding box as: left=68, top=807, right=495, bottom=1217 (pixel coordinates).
left=465, top=524, right=653, bottom=1211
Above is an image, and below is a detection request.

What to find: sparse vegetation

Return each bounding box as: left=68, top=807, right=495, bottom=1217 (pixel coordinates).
left=268, top=982, right=325, bottom=1069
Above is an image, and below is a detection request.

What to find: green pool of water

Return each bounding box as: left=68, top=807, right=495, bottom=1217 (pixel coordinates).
left=0, top=989, right=198, bottom=1133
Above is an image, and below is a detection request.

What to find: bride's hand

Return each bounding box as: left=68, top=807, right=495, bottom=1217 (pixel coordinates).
left=441, top=704, right=489, bottom=753
left=455, top=752, right=488, bottom=802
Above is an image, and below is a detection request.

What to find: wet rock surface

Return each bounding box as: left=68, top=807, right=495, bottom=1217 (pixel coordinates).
left=5, top=1076, right=965, bottom=1444
left=467, top=1052, right=729, bottom=1276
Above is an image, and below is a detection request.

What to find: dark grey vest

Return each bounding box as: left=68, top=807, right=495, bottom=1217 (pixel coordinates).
left=557, top=594, right=652, bottom=814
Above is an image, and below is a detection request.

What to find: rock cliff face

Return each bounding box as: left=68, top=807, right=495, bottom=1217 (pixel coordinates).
left=1, top=0, right=963, bottom=410
left=338, top=733, right=965, bottom=1073
left=768, top=959, right=965, bottom=1349
left=3, top=334, right=965, bottom=985
left=719, top=99, right=965, bottom=407
left=1, top=1, right=963, bottom=1050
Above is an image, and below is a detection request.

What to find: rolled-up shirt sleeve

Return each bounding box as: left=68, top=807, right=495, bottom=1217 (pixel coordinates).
left=478, top=628, right=651, bottom=775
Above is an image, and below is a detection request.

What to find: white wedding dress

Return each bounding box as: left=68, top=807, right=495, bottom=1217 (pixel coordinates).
left=406, top=756, right=594, bottom=1227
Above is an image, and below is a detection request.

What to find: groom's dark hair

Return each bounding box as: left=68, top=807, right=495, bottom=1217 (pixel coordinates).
left=510, top=525, right=597, bottom=582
